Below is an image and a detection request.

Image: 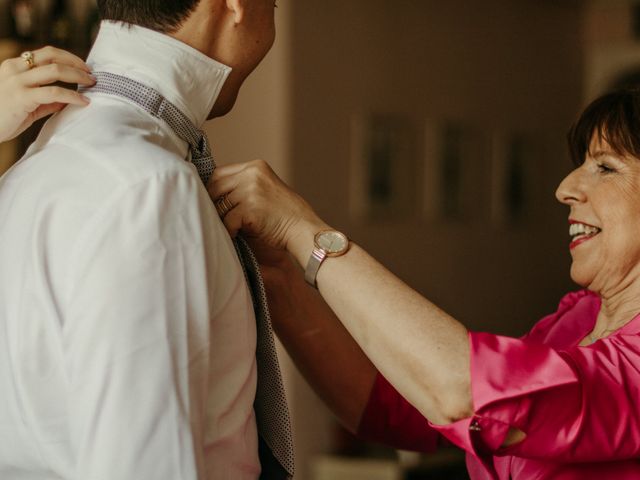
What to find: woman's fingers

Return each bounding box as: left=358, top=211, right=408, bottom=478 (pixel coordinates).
left=30, top=46, right=91, bottom=72
left=0, top=56, right=30, bottom=75
left=26, top=86, right=90, bottom=111
left=208, top=171, right=242, bottom=200
left=212, top=161, right=251, bottom=179
left=209, top=186, right=243, bottom=237
left=30, top=103, right=66, bottom=122
left=0, top=46, right=90, bottom=77
left=221, top=202, right=245, bottom=239
left=20, top=63, right=96, bottom=88
left=210, top=163, right=266, bottom=238
left=209, top=159, right=314, bottom=250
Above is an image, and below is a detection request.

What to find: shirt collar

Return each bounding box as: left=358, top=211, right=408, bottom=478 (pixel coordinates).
left=87, top=21, right=232, bottom=128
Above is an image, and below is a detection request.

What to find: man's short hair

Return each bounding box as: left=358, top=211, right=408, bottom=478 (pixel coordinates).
left=97, top=0, right=200, bottom=33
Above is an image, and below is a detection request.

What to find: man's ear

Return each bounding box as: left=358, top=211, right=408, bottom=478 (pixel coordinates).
left=225, top=0, right=246, bottom=24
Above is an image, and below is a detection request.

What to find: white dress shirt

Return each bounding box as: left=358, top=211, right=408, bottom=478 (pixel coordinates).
left=0, top=22, right=260, bottom=479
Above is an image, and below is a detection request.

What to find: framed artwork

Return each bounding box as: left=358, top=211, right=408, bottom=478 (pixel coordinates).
left=489, top=130, right=538, bottom=226
left=349, top=113, right=417, bottom=220
left=423, top=119, right=484, bottom=222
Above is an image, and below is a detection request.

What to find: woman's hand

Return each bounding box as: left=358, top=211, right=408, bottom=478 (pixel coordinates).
left=208, top=159, right=328, bottom=252
left=0, top=46, right=96, bottom=143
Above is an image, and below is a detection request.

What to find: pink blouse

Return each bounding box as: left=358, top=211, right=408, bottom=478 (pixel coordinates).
left=357, top=290, right=640, bottom=479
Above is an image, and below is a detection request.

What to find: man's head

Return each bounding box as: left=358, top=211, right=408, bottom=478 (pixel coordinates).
left=97, top=0, right=277, bottom=118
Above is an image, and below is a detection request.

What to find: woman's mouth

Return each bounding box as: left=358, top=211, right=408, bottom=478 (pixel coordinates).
left=569, top=221, right=601, bottom=249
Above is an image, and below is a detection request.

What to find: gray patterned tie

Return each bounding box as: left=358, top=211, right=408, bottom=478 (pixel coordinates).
left=82, top=72, right=295, bottom=479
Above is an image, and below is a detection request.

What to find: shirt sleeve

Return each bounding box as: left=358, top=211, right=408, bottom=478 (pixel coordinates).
left=357, top=372, right=440, bottom=453
left=63, top=171, right=218, bottom=480
left=430, top=331, right=640, bottom=463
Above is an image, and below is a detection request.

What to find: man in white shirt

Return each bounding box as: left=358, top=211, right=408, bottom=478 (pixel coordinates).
left=0, top=1, right=284, bottom=479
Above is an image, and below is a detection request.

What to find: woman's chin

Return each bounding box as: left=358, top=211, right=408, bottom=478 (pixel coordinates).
left=569, top=265, right=592, bottom=288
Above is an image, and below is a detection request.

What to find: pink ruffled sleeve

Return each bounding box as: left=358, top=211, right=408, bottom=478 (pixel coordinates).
left=431, top=331, right=640, bottom=462
left=357, top=373, right=440, bottom=452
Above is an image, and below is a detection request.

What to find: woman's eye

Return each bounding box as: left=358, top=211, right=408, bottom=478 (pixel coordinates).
left=597, top=163, right=615, bottom=174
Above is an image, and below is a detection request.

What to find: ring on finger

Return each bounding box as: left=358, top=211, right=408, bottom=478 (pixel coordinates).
left=215, top=194, right=234, bottom=218
left=20, top=51, right=35, bottom=70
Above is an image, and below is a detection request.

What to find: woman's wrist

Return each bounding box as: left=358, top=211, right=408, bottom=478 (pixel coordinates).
left=285, top=216, right=331, bottom=269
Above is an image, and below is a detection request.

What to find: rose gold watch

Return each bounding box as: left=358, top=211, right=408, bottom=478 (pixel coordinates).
left=304, top=229, right=350, bottom=288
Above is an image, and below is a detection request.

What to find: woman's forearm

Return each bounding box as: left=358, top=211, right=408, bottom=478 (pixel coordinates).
left=286, top=223, right=473, bottom=425
left=264, top=258, right=378, bottom=432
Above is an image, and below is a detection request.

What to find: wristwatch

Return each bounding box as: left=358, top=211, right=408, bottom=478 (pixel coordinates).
left=304, top=229, right=350, bottom=288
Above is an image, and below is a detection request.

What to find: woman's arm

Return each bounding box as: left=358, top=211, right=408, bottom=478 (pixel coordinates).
left=291, top=238, right=472, bottom=425
left=210, top=161, right=472, bottom=425
left=252, top=241, right=378, bottom=432
left=254, top=242, right=442, bottom=452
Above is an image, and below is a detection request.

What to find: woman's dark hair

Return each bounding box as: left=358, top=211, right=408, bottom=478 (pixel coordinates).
left=97, top=0, right=200, bottom=33
left=568, top=86, right=640, bottom=165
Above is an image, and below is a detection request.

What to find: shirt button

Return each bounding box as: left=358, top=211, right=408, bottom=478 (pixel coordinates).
left=469, top=419, right=482, bottom=432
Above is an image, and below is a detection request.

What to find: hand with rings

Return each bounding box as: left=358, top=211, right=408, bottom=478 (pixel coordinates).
left=209, top=159, right=326, bottom=251
left=0, top=46, right=96, bottom=143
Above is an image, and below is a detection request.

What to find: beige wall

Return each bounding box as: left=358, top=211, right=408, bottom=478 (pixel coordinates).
left=290, top=0, right=583, bottom=336
left=583, top=0, right=640, bottom=99
left=206, top=2, right=292, bottom=181
left=210, top=1, right=586, bottom=478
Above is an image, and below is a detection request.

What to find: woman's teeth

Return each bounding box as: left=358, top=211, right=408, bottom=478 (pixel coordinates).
left=569, top=223, right=601, bottom=241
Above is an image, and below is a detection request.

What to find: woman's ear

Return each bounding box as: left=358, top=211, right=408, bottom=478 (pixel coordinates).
left=225, top=0, right=246, bottom=24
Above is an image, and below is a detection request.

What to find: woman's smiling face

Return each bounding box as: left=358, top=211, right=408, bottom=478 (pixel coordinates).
left=556, top=136, right=640, bottom=294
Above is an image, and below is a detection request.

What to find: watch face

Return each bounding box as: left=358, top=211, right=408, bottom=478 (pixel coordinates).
left=316, top=231, right=348, bottom=254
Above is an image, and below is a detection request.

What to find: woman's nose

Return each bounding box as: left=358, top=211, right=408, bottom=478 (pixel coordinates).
left=555, top=168, right=586, bottom=205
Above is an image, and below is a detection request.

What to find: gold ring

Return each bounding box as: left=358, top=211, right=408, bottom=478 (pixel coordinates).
left=215, top=194, right=234, bottom=218
left=20, top=51, right=35, bottom=69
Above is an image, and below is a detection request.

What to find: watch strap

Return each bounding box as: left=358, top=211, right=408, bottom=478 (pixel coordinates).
left=304, top=247, right=327, bottom=288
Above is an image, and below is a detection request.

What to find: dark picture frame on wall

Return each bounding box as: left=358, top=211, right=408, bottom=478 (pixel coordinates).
left=489, top=130, right=539, bottom=227
left=423, top=119, right=484, bottom=223
left=349, top=113, right=418, bottom=221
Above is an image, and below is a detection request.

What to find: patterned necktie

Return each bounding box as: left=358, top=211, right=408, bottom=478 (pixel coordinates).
left=82, top=72, right=295, bottom=479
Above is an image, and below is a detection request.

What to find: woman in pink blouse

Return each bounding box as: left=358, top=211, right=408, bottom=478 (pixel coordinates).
left=210, top=86, right=640, bottom=479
